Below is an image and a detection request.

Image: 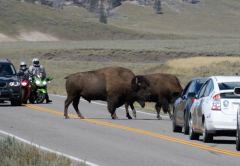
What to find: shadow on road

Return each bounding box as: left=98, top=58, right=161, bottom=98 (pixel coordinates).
left=199, top=139, right=236, bottom=145
left=66, top=117, right=168, bottom=121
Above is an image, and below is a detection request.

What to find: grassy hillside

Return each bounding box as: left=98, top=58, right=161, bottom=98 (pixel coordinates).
left=0, top=0, right=161, bottom=40
left=109, top=0, right=240, bottom=38
left=1, top=0, right=240, bottom=40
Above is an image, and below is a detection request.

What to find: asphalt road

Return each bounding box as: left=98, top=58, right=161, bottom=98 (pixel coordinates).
left=0, top=95, right=240, bottom=166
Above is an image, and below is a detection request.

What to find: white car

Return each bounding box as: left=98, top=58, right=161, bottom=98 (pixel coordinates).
left=189, top=76, right=240, bottom=142
left=236, top=88, right=240, bottom=150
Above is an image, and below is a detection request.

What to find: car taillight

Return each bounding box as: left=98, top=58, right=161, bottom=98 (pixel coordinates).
left=21, top=81, right=28, bottom=87
left=213, top=94, right=221, bottom=100
left=211, top=94, right=221, bottom=111
left=191, top=97, right=196, bottom=103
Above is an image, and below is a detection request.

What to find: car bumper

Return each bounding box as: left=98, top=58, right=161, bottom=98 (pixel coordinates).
left=206, top=112, right=237, bottom=133
left=0, top=87, right=21, bottom=101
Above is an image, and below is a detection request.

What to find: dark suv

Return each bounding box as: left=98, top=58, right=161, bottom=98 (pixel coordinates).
left=0, top=59, right=22, bottom=106
left=172, top=77, right=207, bottom=134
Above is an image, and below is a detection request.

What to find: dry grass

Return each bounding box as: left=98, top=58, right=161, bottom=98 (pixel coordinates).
left=0, top=137, right=84, bottom=166
left=166, top=57, right=240, bottom=69
left=155, top=57, right=240, bottom=86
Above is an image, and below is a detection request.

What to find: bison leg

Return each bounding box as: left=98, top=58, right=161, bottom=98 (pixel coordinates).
left=107, top=99, right=118, bottom=120
left=72, top=96, right=85, bottom=119
left=125, top=103, right=132, bottom=119
left=162, top=99, right=173, bottom=120
left=129, top=102, right=137, bottom=119
left=155, top=103, right=162, bottom=120
left=64, top=95, right=75, bottom=119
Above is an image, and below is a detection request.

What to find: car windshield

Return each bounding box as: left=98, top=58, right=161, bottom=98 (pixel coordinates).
left=218, top=82, right=240, bottom=90
left=0, top=63, right=16, bottom=76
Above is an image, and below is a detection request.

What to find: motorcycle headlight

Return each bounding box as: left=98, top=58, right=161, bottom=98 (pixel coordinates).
left=9, top=81, right=20, bottom=87
left=42, top=81, right=47, bottom=85
left=35, top=80, right=41, bottom=85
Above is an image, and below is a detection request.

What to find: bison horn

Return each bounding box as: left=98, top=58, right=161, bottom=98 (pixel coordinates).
left=135, top=77, right=138, bottom=84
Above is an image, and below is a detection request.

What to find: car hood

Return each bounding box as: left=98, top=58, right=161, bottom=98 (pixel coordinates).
left=0, top=75, right=19, bottom=82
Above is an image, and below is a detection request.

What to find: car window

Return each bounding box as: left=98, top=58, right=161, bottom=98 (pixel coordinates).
left=187, top=81, right=196, bottom=93
left=198, top=82, right=208, bottom=98
left=203, top=80, right=213, bottom=97
left=182, top=81, right=192, bottom=96
left=194, top=80, right=206, bottom=93
left=218, top=82, right=240, bottom=90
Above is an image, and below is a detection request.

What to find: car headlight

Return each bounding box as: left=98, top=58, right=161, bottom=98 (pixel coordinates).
left=42, top=81, right=47, bottom=85
left=35, top=80, right=41, bottom=85
left=9, top=81, right=20, bottom=87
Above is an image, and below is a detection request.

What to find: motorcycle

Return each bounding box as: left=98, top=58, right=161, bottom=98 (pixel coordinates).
left=29, top=73, right=52, bottom=104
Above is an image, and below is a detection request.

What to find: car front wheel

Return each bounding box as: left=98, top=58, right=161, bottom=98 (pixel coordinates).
left=183, top=111, right=190, bottom=135
left=236, top=121, right=240, bottom=151
left=202, top=120, right=213, bottom=143
left=172, top=113, right=182, bottom=133
left=11, top=98, right=22, bottom=106
left=189, top=115, right=199, bottom=140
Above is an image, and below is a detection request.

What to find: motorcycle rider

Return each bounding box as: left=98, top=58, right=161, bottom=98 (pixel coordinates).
left=29, top=58, right=52, bottom=103
left=18, top=61, right=29, bottom=79
left=18, top=61, right=31, bottom=104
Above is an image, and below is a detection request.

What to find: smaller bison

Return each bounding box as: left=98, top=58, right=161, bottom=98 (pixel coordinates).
left=64, top=67, right=150, bottom=119
left=128, top=73, right=182, bottom=120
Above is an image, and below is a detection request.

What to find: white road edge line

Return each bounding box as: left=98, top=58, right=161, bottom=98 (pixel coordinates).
left=50, top=94, right=169, bottom=118
left=0, top=130, right=99, bottom=166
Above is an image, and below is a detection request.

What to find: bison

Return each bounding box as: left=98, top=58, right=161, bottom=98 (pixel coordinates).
left=64, top=67, right=150, bottom=119
left=127, top=73, right=182, bottom=120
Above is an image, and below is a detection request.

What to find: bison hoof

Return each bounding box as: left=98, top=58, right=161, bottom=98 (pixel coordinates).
left=79, top=115, right=85, bottom=119
left=157, top=115, right=162, bottom=120
left=111, top=115, right=118, bottom=120
left=64, top=115, right=70, bottom=119
left=127, top=114, right=132, bottom=119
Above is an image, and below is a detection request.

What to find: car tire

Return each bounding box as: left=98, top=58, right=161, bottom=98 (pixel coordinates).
left=11, top=98, right=22, bottom=106
left=183, top=111, right=189, bottom=135
left=202, top=120, right=213, bottom=143
left=236, top=121, right=240, bottom=151
left=172, top=114, right=182, bottom=133
left=189, top=115, right=199, bottom=140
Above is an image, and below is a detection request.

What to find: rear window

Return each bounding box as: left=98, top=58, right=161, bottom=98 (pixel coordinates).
left=220, top=92, right=240, bottom=99
left=218, top=82, right=240, bottom=90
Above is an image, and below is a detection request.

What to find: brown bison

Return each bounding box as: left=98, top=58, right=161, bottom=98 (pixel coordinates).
left=64, top=67, right=150, bottom=119
left=127, top=73, right=182, bottom=120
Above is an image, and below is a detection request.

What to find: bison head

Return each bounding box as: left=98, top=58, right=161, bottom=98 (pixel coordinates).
left=131, top=75, right=151, bottom=108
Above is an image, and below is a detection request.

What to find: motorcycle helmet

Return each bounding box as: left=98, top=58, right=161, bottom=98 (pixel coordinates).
left=32, top=58, right=40, bottom=67
left=20, top=61, right=27, bottom=70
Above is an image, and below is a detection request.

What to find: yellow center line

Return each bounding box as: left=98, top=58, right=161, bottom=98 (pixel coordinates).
left=25, top=104, right=240, bottom=157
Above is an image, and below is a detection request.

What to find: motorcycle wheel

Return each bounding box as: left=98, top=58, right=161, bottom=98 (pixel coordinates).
left=29, top=93, right=36, bottom=104
left=21, top=89, right=27, bottom=104
left=36, top=92, right=46, bottom=104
